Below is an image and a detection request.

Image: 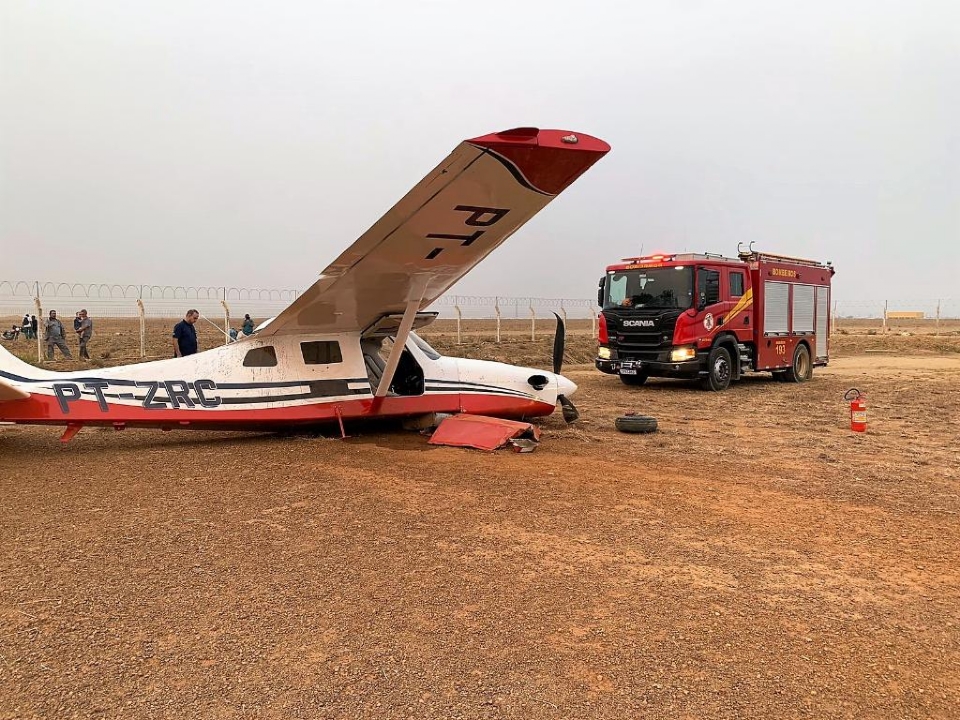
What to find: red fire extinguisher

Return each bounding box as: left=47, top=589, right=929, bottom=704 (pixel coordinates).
left=844, top=388, right=867, bottom=432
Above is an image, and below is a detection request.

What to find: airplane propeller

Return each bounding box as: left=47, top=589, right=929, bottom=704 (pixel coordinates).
left=552, top=313, right=579, bottom=423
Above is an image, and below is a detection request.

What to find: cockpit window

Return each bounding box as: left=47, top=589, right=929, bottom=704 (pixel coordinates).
left=243, top=346, right=278, bottom=367
left=409, top=332, right=441, bottom=360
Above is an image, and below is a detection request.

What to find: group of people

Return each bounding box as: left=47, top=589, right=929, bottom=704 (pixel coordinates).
left=4, top=314, right=38, bottom=341
left=7, top=307, right=257, bottom=361
left=39, top=309, right=94, bottom=360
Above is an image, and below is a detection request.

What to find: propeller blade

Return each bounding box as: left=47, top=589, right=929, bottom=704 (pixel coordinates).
left=558, top=394, right=579, bottom=423
left=552, top=312, right=565, bottom=375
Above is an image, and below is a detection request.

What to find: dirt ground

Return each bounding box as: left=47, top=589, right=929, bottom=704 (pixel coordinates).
left=1, top=328, right=959, bottom=719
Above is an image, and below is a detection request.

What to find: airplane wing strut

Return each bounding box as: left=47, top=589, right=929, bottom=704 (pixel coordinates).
left=375, top=280, right=428, bottom=398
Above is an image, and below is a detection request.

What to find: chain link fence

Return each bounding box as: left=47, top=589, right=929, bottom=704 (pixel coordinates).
left=0, top=280, right=602, bottom=360
left=2, top=279, right=957, bottom=362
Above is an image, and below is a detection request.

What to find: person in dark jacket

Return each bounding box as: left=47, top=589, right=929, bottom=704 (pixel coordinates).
left=171, top=310, right=200, bottom=357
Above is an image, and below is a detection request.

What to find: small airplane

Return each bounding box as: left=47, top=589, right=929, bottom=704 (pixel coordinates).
left=0, top=127, right=610, bottom=442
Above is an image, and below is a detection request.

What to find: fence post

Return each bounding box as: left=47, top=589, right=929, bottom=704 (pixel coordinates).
left=882, top=300, right=888, bottom=334
left=136, top=299, right=146, bottom=358
left=591, top=310, right=596, bottom=339
left=34, top=295, right=42, bottom=362
left=454, top=298, right=462, bottom=345
left=936, top=300, right=941, bottom=336
left=221, top=300, right=231, bottom=345
left=832, top=300, right=838, bottom=335
left=494, top=297, right=501, bottom=343
left=529, top=303, right=536, bottom=341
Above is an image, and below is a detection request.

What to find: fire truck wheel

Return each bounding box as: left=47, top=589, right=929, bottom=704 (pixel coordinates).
left=701, top=346, right=732, bottom=391
left=619, top=372, right=649, bottom=386
left=615, top=414, right=658, bottom=433
left=783, top=344, right=813, bottom=383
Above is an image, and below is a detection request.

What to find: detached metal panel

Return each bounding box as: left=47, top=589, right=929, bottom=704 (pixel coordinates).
left=763, top=281, right=789, bottom=335
left=816, top=286, right=829, bottom=357
left=792, top=284, right=815, bottom=334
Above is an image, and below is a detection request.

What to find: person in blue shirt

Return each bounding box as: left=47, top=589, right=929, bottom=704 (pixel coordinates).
left=171, top=310, right=200, bottom=358
left=242, top=314, right=255, bottom=336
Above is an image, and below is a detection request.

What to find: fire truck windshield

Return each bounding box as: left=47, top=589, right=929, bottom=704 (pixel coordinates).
left=604, top=267, right=694, bottom=310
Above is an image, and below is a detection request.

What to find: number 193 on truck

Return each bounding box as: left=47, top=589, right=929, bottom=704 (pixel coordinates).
left=595, top=246, right=836, bottom=391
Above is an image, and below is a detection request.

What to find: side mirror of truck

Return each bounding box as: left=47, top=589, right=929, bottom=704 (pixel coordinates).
left=597, top=277, right=605, bottom=307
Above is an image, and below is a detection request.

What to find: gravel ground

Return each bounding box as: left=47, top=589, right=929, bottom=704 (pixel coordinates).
left=1, top=350, right=958, bottom=719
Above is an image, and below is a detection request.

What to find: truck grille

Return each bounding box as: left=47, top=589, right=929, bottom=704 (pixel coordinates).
left=603, top=309, right=681, bottom=355
left=616, top=332, right=667, bottom=350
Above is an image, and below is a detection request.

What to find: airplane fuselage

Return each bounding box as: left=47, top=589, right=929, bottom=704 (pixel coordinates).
left=0, top=332, right=575, bottom=434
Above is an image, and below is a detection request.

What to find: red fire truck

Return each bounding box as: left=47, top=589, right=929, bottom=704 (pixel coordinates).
left=595, top=246, right=835, bottom=390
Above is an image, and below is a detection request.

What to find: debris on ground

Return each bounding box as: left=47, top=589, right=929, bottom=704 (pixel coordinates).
left=428, top=413, right=541, bottom=451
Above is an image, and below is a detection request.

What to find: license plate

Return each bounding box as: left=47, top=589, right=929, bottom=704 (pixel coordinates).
left=620, top=367, right=637, bottom=376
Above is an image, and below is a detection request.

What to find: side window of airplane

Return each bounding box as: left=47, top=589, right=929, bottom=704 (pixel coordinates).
left=301, top=341, right=343, bottom=365
left=243, top=346, right=278, bottom=367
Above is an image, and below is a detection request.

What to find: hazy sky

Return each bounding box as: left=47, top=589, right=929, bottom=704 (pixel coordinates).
left=1, top=1, right=957, bottom=306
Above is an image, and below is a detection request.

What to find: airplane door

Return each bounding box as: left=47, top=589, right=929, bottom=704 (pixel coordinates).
left=359, top=336, right=428, bottom=396
left=405, top=333, right=459, bottom=398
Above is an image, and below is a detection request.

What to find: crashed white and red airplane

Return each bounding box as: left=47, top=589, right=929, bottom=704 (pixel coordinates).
left=0, top=127, right=609, bottom=442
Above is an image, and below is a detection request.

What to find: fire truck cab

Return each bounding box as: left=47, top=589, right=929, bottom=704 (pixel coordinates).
left=595, top=248, right=835, bottom=390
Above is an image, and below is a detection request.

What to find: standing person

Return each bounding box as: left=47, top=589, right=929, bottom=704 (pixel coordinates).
left=44, top=310, right=72, bottom=360
left=30, top=315, right=38, bottom=340
left=242, top=314, right=254, bottom=336
left=76, top=309, right=93, bottom=360
left=171, top=309, right=200, bottom=358
left=22, top=313, right=31, bottom=339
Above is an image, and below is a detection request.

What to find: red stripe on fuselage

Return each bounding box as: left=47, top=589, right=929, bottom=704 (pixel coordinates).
left=1, top=392, right=555, bottom=430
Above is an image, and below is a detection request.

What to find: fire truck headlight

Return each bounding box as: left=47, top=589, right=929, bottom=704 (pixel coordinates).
left=598, top=347, right=611, bottom=360
left=670, top=346, right=696, bottom=362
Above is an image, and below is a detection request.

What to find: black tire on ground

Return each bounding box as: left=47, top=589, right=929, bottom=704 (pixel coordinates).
left=700, top=345, right=733, bottom=391
left=782, top=343, right=813, bottom=383
left=614, top=414, right=658, bottom=433
left=619, top=371, right=649, bottom=386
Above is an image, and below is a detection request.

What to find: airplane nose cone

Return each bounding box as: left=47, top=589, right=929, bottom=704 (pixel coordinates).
left=557, top=374, right=578, bottom=397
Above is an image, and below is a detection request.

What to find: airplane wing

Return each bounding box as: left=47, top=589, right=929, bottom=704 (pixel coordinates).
left=259, top=127, right=610, bottom=336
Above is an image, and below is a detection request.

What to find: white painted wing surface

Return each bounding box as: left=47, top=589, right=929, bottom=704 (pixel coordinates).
left=260, top=128, right=610, bottom=336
